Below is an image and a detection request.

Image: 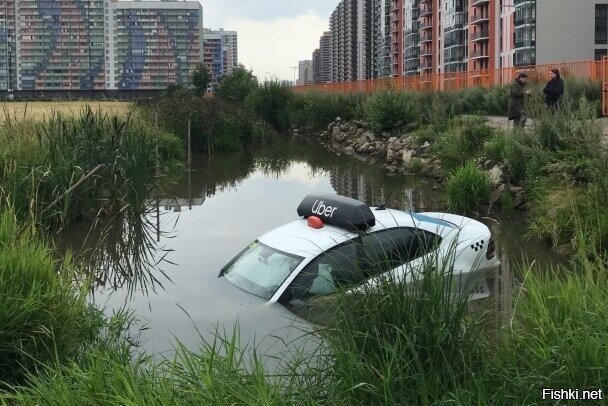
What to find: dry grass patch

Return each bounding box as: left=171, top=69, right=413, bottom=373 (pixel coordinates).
left=0, top=101, right=132, bottom=122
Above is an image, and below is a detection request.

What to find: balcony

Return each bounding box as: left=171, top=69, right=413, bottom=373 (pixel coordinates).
left=471, top=0, right=490, bottom=7
left=469, top=13, right=489, bottom=25
left=420, top=6, right=433, bottom=17
left=419, top=33, right=433, bottom=44
left=514, top=16, right=536, bottom=26
left=420, top=61, right=433, bottom=69
left=470, top=29, right=490, bottom=42
left=420, top=20, right=433, bottom=30
left=470, top=50, right=489, bottom=59
left=514, top=40, right=536, bottom=49
left=419, top=0, right=431, bottom=4
left=420, top=49, right=433, bottom=57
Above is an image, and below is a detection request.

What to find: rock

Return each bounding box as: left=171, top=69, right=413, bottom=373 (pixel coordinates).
left=484, top=159, right=496, bottom=170
left=319, top=131, right=328, bottom=138
left=353, top=120, right=365, bottom=128
left=344, top=146, right=355, bottom=155
left=388, top=137, right=398, bottom=143
left=382, top=132, right=391, bottom=138
left=509, top=186, right=524, bottom=195
left=335, top=117, right=342, bottom=122
left=417, top=141, right=431, bottom=156
left=402, top=149, right=417, bottom=167
left=488, top=165, right=505, bottom=187
left=411, top=143, right=420, bottom=150
left=386, top=150, right=397, bottom=162
left=332, top=126, right=341, bottom=139
left=357, top=142, right=370, bottom=153
left=489, top=184, right=508, bottom=206
left=340, top=124, right=349, bottom=131
left=328, top=122, right=335, bottom=131
left=292, top=129, right=299, bottom=135
left=513, top=191, right=526, bottom=208
left=386, top=165, right=398, bottom=173
left=364, top=131, right=376, bottom=142
left=356, top=128, right=364, bottom=136
left=357, top=135, right=368, bottom=147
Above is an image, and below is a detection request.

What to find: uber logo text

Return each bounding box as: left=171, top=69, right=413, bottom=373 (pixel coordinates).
left=542, top=388, right=603, bottom=401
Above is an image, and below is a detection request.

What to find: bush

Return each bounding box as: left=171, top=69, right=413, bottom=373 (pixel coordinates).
left=288, top=91, right=366, bottom=131
left=215, top=67, right=258, bottom=102
left=447, top=161, right=491, bottom=213
left=436, top=116, right=495, bottom=170
left=0, top=210, right=102, bottom=384
left=245, top=81, right=293, bottom=130
left=364, top=90, right=419, bottom=132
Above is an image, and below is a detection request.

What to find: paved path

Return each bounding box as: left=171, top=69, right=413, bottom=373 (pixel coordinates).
left=485, top=115, right=608, bottom=145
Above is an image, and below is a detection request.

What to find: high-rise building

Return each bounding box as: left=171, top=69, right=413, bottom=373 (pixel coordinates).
left=0, top=0, right=204, bottom=95
left=371, top=0, right=391, bottom=78
left=203, top=28, right=239, bottom=92
left=317, top=0, right=607, bottom=83
left=298, top=59, right=313, bottom=85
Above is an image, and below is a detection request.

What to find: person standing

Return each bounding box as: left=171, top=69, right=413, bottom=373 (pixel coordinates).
left=543, top=68, right=565, bottom=108
left=508, top=72, right=531, bottom=129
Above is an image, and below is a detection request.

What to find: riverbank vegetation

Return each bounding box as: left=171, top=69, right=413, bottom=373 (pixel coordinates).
left=1, top=215, right=606, bottom=403
left=0, top=107, right=182, bottom=228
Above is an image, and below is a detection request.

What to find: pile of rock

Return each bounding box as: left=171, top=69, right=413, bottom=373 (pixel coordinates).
left=305, top=117, right=443, bottom=179
left=485, top=161, right=527, bottom=210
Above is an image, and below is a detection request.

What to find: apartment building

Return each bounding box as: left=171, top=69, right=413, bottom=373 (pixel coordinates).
left=318, top=0, right=608, bottom=82
left=0, top=0, right=204, bottom=95
left=203, top=28, right=238, bottom=92
left=298, top=59, right=313, bottom=85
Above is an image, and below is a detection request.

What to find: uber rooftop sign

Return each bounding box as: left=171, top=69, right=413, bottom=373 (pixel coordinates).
left=297, top=193, right=376, bottom=231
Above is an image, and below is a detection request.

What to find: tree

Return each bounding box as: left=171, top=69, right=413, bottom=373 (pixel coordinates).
left=191, top=63, right=211, bottom=94
left=216, top=67, right=258, bottom=102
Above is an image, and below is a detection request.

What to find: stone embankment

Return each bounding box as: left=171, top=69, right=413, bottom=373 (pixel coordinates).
left=294, top=116, right=526, bottom=210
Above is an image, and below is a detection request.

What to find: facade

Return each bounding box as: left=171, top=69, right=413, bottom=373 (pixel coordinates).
left=317, top=0, right=607, bottom=83
left=298, top=59, right=313, bottom=85
left=0, top=0, right=204, bottom=95
left=371, top=0, right=391, bottom=78
left=203, top=28, right=238, bottom=92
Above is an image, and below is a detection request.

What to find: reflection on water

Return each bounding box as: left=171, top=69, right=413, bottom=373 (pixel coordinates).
left=55, top=137, right=556, bottom=355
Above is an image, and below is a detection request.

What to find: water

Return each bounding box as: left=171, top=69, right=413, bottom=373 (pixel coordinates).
left=55, top=137, right=561, bottom=358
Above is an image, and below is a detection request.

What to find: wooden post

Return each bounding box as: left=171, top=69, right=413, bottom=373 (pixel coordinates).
left=187, top=118, right=192, bottom=168
left=155, top=111, right=159, bottom=178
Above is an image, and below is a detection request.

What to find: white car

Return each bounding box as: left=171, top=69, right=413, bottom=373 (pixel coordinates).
left=220, top=193, right=499, bottom=306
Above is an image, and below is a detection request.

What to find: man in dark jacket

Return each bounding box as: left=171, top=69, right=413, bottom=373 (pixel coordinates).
left=543, top=68, right=564, bottom=108
left=508, top=72, right=530, bottom=129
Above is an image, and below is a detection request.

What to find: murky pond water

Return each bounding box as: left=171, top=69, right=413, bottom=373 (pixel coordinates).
left=55, top=137, right=561, bottom=358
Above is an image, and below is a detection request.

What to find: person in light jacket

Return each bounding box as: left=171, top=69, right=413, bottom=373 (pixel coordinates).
left=508, top=72, right=531, bottom=129
left=543, top=68, right=565, bottom=108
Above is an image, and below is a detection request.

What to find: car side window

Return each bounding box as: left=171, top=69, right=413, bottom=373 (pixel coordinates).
left=362, top=228, right=440, bottom=272
left=284, top=242, right=361, bottom=301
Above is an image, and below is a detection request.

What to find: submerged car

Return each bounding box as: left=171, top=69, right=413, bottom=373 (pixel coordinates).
left=220, top=193, right=499, bottom=307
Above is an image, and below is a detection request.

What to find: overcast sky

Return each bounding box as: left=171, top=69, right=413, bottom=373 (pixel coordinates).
left=200, top=0, right=339, bottom=82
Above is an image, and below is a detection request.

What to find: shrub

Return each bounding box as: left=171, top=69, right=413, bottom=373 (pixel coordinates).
left=215, top=67, right=258, bottom=102
left=435, top=116, right=495, bottom=170
left=408, top=157, right=424, bottom=174
left=364, top=90, right=419, bottom=132
left=288, top=91, right=366, bottom=130
left=447, top=161, right=491, bottom=213
left=0, top=210, right=102, bottom=384
left=245, top=81, right=293, bottom=130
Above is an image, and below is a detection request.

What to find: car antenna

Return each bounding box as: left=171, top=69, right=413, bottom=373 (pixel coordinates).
left=376, top=203, right=386, bottom=211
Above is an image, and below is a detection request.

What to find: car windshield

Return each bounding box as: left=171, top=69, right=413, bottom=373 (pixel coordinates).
left=221, top=241, right=304, bottom=300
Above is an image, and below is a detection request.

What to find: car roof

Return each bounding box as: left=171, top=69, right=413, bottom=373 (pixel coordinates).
left=258, top=208, right=461, bottom=259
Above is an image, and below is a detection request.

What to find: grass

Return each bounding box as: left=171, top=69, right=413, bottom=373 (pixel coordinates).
left=0, top=102, right=131, bottom=122
left=0, top=106, right=183, bottom=227
left=447, top=161, right=491, bottom=213
left=0, top=209, right=103, bottom=385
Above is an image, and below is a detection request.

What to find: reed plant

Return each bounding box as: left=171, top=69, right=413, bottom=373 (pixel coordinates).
left=0, top=107, right=182, bottom=227
left=0, top=209, right=103, bottom=385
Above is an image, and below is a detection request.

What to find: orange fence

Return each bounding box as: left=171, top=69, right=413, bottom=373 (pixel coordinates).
left=294, top=60, right=603, bottom=95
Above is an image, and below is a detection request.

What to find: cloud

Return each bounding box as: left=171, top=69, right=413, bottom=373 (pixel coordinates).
left=202, top=0, right=337, bottom=25
left=223, top=12, right=329, bottom=81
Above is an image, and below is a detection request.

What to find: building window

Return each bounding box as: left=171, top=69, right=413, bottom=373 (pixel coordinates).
left=596, top=4, right=608, bottom=44
left=595, top=48, right=608, bottom=61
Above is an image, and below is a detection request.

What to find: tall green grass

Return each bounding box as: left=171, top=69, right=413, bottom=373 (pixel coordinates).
left=0, top=107, right=182, bottom=227
left=447, top=161, right=491, bottom=213
left=0, top=209, right=103, bottom=385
